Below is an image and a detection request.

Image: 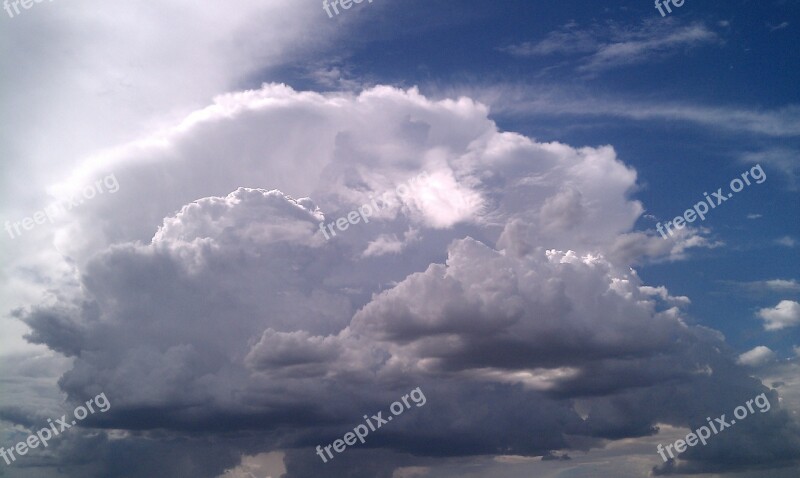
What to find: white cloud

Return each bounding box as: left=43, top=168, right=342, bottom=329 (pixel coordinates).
left=218, top=452, right=287, bottom=478
left=737, top=346, right=777, bottom=367
left=363, top=228, right=421, bottom=257
left=777, top=236, right=798, bottom=247
left=759, top=300, right=800, bottom=330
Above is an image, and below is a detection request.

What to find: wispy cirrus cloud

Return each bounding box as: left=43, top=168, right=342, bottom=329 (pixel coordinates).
left=717, top=279, right=800, bottom=300
left=500, top=20, right=719, bottom=73
left=500, top=20, right=599, bottom=57
left=440, top=83, right=800, bottom=138
left=747, top=279, right=800, bottom=293
left=768, top=21, right=790, bottom=32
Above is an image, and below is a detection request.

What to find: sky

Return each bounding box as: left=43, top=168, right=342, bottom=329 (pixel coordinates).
left=0, top=0, right=799, bottom=477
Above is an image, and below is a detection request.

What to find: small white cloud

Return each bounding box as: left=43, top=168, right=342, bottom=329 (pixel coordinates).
left=217, top=451, right=286, bottom=478
left=639, top=285, right=691, bottom=307
left=737, top=346, right=777, bottom=367
left=746, top=213, right=762, bottom=219
left=363, top=228, right=421, bottom=258
left=768, top=22, right=790, bottom=32
left=759, top=300, right=800, bottom=330
left=776, top=236, right=798, bottom=247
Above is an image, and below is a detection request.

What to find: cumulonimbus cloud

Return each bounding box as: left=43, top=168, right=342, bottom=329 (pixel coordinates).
left=14, top=85, right=800, bottom=477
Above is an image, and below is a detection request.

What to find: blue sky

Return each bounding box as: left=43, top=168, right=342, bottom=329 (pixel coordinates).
left=0, top=1, right=799, bottom=477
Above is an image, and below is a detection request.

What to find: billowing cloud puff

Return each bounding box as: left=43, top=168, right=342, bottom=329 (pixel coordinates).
left=758, top=300, right=800, bottom=330
left=49, top=83, right=713, bottom=268
left=737, top=346, right=778, bottom=367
